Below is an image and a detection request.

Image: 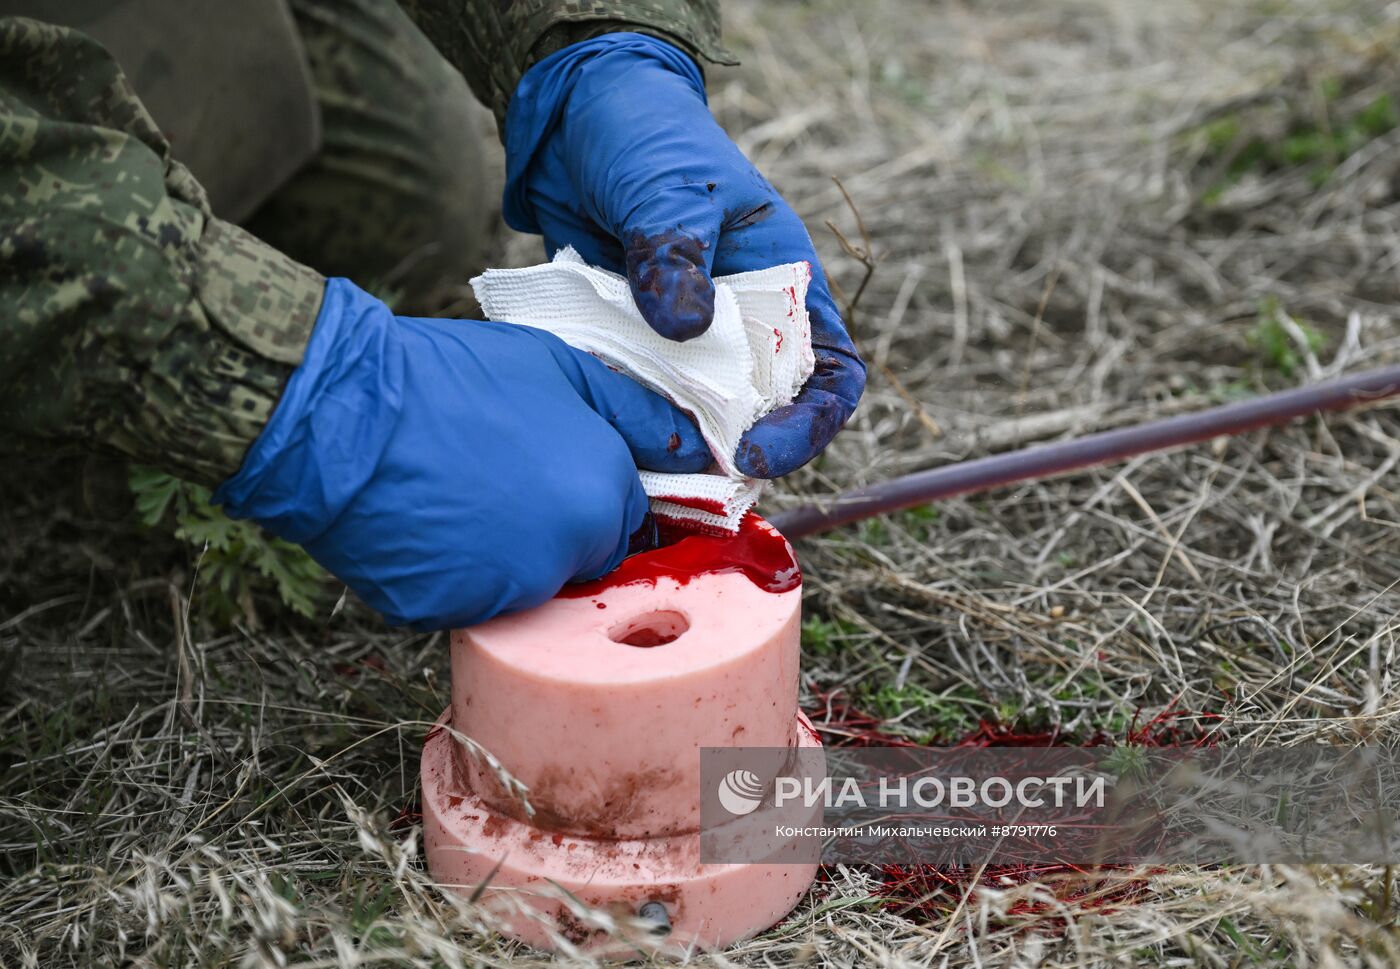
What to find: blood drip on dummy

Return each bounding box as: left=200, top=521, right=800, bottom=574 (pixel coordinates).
left=561, top=513, right=800, bottom=599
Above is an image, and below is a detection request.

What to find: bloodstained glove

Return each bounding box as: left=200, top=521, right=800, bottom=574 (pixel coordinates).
left=212, top=278, right=710, bottom=630
left=504, top=33, right=866, bottom=478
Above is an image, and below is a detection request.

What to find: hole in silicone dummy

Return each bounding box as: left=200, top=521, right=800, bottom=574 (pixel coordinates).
left=608, top=609, right=690, bottom=648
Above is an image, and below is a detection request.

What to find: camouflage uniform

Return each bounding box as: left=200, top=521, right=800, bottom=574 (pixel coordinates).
left=0, top=1, right=730, bottom=486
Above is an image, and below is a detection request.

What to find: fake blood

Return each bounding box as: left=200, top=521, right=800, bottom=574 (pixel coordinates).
left=650, top=495, right=729, bottom=515
left=561, top=513, right=800, bottom=598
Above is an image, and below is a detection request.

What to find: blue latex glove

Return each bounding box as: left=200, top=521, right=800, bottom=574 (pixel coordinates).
left=212, top=278, right=710, bottom=630
left=504, top=33, right=866, bottom=479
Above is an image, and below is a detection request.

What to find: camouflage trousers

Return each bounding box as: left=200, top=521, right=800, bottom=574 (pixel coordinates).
left=245, top=0, right=504, bottom=310
left=0, top=3, right=504, bottom=485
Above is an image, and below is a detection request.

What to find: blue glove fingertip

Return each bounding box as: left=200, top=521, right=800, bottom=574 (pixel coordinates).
left=625, top=230, right=716, bottom=341
left=735, top=365, right=865, bottom=479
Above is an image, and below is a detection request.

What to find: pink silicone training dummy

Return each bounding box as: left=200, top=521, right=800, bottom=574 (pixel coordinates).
left=420, top=516, right=822, bottom=952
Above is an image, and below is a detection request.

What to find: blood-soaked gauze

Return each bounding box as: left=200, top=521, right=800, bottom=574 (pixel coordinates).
left=471, top=248, right=814, bottom=534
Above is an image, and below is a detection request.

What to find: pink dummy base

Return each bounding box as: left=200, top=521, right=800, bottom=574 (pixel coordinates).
left=420, top=714, right=821, bottom=954
left=422, top=518, right=820, bottom=953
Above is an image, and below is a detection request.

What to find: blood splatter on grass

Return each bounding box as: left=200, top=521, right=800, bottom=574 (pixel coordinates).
left=804, top=689, right=1220, bottom=750
left=803, top=688, right=1222, bottom=929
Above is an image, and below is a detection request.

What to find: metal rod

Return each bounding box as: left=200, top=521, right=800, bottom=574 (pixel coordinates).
left=770, top=365, right=1400, bottom=540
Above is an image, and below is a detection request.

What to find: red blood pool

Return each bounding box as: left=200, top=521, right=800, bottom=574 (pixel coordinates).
left=561, top=514, right=800, bottom=598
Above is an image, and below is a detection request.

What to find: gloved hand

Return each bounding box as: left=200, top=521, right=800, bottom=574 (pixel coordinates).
left=212, top=278, right=710, bottom=630
left=504, top=33, right=866, bottom=479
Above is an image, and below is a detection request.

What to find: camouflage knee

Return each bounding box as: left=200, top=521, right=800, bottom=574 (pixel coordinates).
left=244, top=0, right=504, bottom=313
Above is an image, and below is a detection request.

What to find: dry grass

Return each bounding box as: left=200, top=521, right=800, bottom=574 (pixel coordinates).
left=4, top=0, right=1400, bottom=965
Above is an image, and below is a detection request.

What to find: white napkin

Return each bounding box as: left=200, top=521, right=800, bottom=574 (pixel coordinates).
left=470, top=247, right=814, bottom=533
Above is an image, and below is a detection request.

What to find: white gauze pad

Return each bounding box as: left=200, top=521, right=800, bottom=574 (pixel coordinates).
left=471, top=247, right=814, bottom=533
